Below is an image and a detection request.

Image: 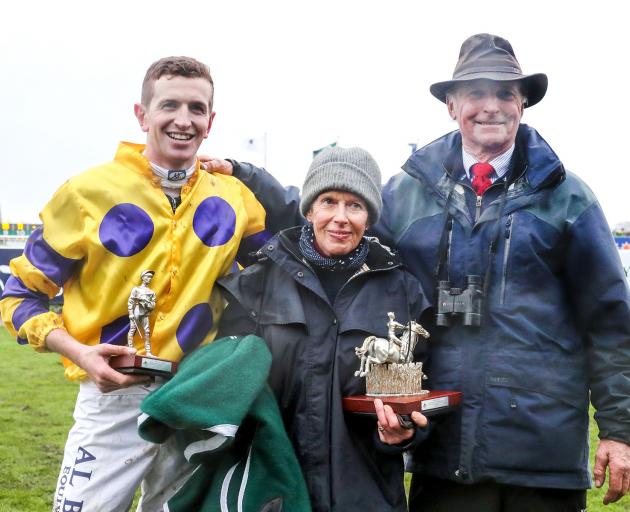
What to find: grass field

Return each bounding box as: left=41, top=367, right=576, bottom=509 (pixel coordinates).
left=0, top=327, right=628, bottom=511
left=0, top=328, right=76, bottom=511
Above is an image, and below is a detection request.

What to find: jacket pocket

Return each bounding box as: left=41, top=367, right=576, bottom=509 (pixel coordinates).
left=478, top=353, right=589, bottom=473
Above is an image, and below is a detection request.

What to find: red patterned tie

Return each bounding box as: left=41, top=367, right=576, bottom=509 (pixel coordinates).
left=471, top=162, right=494, bottom=196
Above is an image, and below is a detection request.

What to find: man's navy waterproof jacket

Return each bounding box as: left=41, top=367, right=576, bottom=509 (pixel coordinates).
left=375, top=124, right=630, bottom=489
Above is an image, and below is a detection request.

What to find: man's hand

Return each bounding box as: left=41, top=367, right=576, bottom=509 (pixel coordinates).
left=374, top=398, right=428, bottom=445
left=76, top=344, right=151, bottom=393
left=45, top=328, right=151, bottom=393
left=594, top=438, right=630, bottom=504
left=198, top=155, right=233, bottom=175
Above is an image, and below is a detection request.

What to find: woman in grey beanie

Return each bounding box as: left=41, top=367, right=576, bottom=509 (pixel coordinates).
left=217, top=147, right=430, bottom=511
left=297, top=146, right=383, bottom=267
left=300, top=146, right=383, bottom=224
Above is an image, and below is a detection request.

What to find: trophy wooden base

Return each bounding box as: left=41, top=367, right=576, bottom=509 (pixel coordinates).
left=343, top=390, right=462, bottom=417
left=110, top=354, right=178, bottom=379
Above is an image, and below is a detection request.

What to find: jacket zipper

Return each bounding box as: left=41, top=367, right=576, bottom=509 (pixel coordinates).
left=500, top=214, right=513, bottom=305
left=475, top=195, right=482, bottom=222
left=337, top=259, right=402, bottom=299
left=446, top=219, right=454, bottom=273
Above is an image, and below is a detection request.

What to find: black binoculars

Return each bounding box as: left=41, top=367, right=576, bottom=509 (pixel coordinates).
left=435, top=275, right=483, bottom=327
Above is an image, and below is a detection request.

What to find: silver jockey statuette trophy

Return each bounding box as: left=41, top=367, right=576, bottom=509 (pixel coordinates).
left=127, top=270, right=157, bottom=357
left=110, top=270, right=178, bottom=378
left=343, top=312, right=462, bottom=417
left=355, top=312, right=430, bottom=396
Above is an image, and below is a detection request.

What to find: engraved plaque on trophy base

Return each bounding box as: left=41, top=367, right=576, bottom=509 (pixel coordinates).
left=343, top=390, right=462, bottom=417
left=110, top=354, right=178, bottom=379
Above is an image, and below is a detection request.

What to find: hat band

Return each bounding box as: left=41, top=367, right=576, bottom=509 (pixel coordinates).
left=454, top=65, right=524, bottom=79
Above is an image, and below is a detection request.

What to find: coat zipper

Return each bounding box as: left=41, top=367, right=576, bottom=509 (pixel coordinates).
left=475, top=195, right=482, bottom=222
left=446, top=219, right=454, bottom=273
left=336, top=259, right=402, bottom=300
left=500, top=214, right=513, bottom=305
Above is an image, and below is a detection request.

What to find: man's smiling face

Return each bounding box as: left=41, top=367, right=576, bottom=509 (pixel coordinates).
left=135, top=75, right=214, bottom=170
left=447, top=79, right=524, bottom=161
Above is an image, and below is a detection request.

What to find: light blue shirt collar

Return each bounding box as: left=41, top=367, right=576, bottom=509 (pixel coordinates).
left=462, top=144, right=515, bottom=182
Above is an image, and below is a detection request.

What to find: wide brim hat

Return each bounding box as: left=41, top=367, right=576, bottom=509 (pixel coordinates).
left=430, top=33, right=548, bottom=108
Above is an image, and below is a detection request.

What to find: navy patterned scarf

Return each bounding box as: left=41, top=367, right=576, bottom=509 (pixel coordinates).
left=298, top=224, right=369, bottom=271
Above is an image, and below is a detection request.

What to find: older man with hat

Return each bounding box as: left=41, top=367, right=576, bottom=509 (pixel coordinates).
left=374, top=33, right=630, bottom=511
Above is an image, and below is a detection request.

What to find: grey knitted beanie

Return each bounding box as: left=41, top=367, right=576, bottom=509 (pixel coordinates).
left=300, top=146, right=383, bottom=223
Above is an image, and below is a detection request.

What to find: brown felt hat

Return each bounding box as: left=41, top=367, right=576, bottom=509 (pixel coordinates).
left=430, top=33, right=548, bottom=108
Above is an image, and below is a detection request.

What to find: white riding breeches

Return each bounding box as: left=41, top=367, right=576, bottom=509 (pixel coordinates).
left=52, top=379, right=193, bottom=512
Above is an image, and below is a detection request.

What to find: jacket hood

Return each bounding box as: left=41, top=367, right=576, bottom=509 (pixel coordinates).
left=402, top=124, right=565, bottom=193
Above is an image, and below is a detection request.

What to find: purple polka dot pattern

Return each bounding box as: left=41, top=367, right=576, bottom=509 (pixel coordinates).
left=100, top=315, right=130, bottom=345
left=99, top=204, right=154, bottom=257
left=193, top=197, right=236, bottom=247
left=176, top=304, right=213, bottom=353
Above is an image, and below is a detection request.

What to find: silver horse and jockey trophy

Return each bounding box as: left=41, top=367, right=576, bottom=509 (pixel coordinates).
left=110, top=270, right=178, bottom=378
left=343, top=312, right=462, bottom=417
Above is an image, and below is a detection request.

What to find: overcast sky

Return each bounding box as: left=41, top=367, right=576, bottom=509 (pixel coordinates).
left=2, top=0, right=628, bottom=228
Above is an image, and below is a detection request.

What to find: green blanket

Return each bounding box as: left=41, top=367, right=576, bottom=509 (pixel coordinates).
left=138, top=335, right=311, bottom=512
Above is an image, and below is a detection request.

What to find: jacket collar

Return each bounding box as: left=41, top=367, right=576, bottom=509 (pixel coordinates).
left=257, top=226, right=402, bottom=273
left=115, top=141, right=202, bottom=196
left=402, top=124, right=565, bottom=195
